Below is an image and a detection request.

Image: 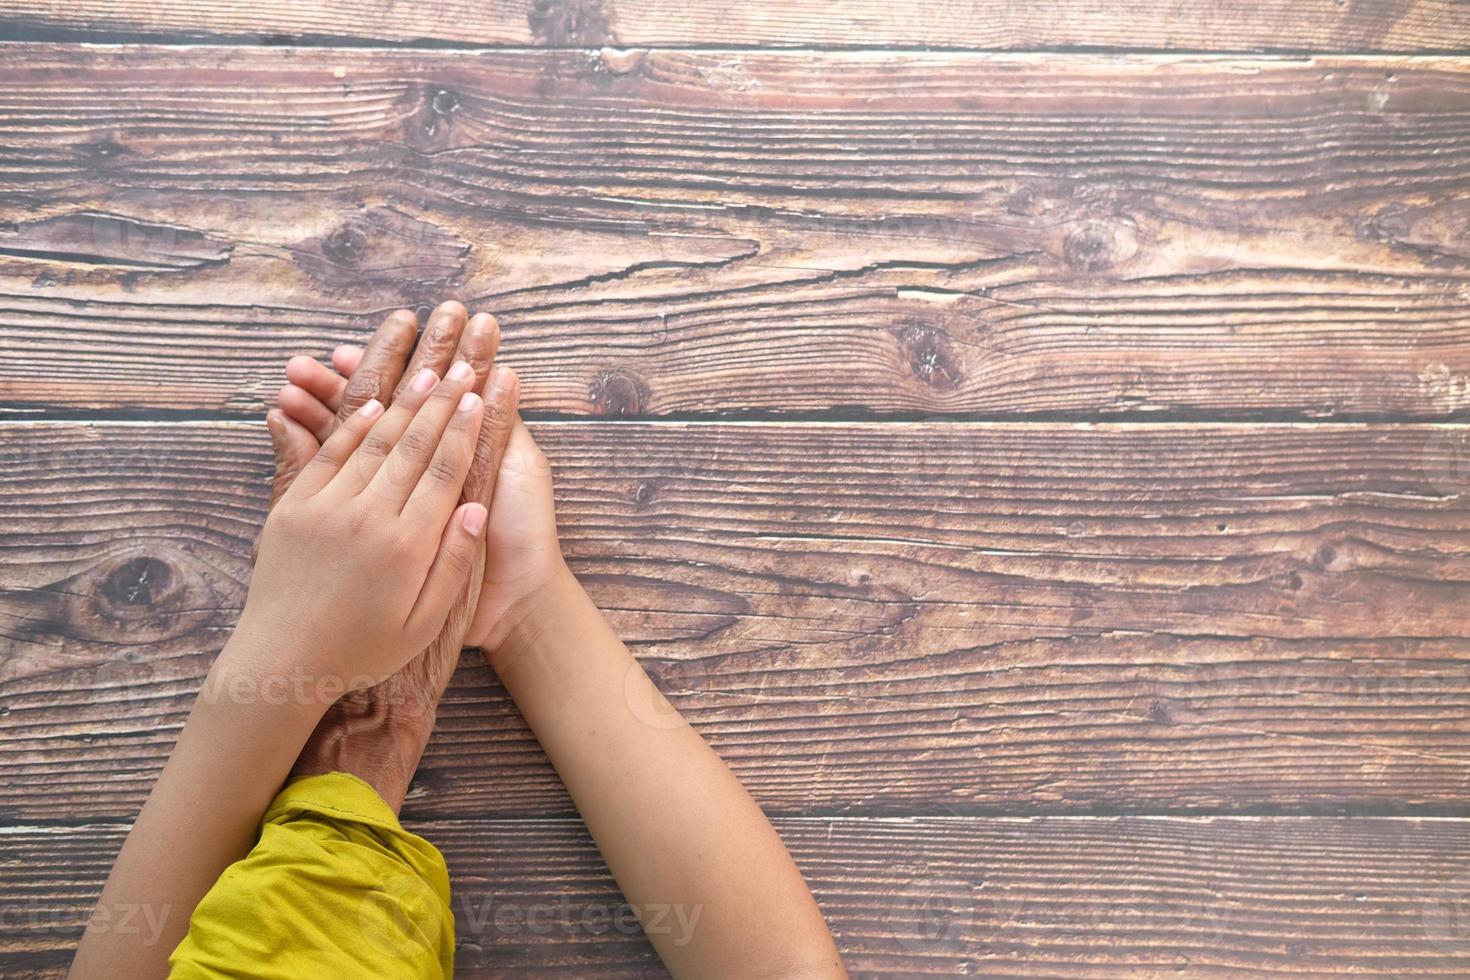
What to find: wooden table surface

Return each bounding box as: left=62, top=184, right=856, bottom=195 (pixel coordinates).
left=2, top=2, right=1469, bottom=976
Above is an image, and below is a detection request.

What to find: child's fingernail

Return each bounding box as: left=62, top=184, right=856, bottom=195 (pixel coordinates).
left=360, top=398, right=384, bottom=419
left=457, top=392, right=480, bottom=414
left=447, top=360, right=473, bottom=383
left=463, top=504, right=487, bottom=536
left=411, top=368, right=437, bottom=394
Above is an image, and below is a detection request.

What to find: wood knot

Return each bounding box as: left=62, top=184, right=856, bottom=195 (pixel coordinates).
left=1146, top=699, right=1172, bottom=725
left=1356, top=199, right=1470, bottom=264
left=588, top=369, right=648, bottom=416
left=99, top=557, right=175, bottom=611
left=298, top=207, right=471, bottom=288
left=1315, top=543, right=1353, bottom=572
left=83, top=137, right=127, bottom=166
left=898, top=323, right=964, bottom=390
left=322, top=225, right=369, bottom=267
left=398, top=83, right=464, bottom=148
left=1063, top=220, right=1137, bottom=272
left=1005, top=185, right=1041, bottom=215
left=528, top=0, right=613, bottom=46
left=598, top=47, right=646, bottom=76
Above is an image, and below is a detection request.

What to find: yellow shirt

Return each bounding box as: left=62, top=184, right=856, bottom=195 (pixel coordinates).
left=169, top=772, right=453, bottom=979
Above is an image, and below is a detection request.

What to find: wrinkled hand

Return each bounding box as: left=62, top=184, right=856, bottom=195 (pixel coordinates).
left=265, top=303, right=519, bottom=810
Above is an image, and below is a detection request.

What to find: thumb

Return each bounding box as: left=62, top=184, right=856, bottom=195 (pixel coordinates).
left=267, top=409, right=320, bottom=508
left=255, top=410, right=321, bottom=564
left=491, top=420, right=558, bottom=538
left=406, top=502, right=488, bottom=641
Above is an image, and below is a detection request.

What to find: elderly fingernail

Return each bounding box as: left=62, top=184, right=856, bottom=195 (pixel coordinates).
left=266, top=411, right=285, bottom=446
left=448, top=360, right=473, bottom=383
left=411, top=368, right=437, bottom=394
left=488, top=364, right=517, bottom=396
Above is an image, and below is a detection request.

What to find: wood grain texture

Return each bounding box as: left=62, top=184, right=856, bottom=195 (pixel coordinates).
left=3, top=421, right=1468, bottom=820
left=4, top=816, right=1470, bottom=976
left=1, top=0, right=1467, bottom=51
left=3, top=47, right=1470, bottom=419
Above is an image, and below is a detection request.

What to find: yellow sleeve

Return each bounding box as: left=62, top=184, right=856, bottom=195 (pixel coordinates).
left=168, top=772, right=454, bottom=979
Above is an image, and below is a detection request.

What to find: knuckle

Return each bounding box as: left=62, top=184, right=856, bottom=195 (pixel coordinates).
left=313, top=443, right=344, bottom=469
left=438, top=541, right=475, bottom=577
left=482, top=398, right=516, bottom=432
left=419, top=337, right=452, bottom=360
left=341, top=369, right=384, bottom=409
left=426, top=450, right=464, bottom=486
left=429, top=381, right=462, bottom=404
left=359, top=432, right=394, bottom=459
left=396, top=427, right=434, bottom=460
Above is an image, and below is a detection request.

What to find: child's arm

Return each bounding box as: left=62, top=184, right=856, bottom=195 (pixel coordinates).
left=479, top=425, right=847, bottom=979
left=71, top=363, right=489, bottom=979
left=274, top=347, right=848, bottom=977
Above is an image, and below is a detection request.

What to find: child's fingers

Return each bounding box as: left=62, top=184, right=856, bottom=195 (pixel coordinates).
left=366, top=361, right=478, bottom=505
left=285, top=355, right=349, bottom=414
left=276, top=383, right=335, bottom=443
left=289, top=397, right=385, bottom=497
left=337, top=309, right=418, bottom=420
left=331, top=344, right=364, bottom=378
left=404, top=390, right=484, bottom=527
left=330, top=366, right=443, bottom=495
left=405, top=502, right=487, bottom=640
left=392, top=301, right=467, bottom=400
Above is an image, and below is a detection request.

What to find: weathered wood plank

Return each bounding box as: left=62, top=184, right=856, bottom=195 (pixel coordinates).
left=3, top=816, right=1470, bottom=976
left=1, top=0, right=1467, bottom=52
left=3, top=48, right=1469, bottom=418
left=2, top=421, right=1468, bottom=820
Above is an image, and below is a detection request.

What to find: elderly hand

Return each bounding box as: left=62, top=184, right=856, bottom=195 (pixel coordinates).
left=266, top=302, right=519, bottom=810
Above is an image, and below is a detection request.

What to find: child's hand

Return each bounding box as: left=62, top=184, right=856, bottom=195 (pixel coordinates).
left=277, top=347, right=568, bottom=658
left=245, top=361, right=489, bottom=687
left=461, top=417, right=567, bottom=654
